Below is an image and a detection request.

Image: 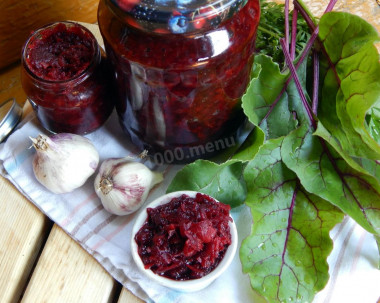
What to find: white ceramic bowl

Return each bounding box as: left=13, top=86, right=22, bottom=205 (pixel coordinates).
left=131, top=190, right=238, bottom=292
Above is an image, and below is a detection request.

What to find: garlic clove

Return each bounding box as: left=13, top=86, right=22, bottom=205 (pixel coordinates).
left=94, top=158, right=163, bottom=216
left=31, top=133, right=99, bottom=194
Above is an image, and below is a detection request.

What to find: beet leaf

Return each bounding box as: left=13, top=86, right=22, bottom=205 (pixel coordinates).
left=166, top=159, right=248, bottom=208
left=317, top=12, right=380, bottom=159
left=241, top=137, right=344, bottom=303
left=314, top=123, right=380, bottom=184
left=241, top=54, right=309, bottom=139
left=281, top=124, right=380, bottom=244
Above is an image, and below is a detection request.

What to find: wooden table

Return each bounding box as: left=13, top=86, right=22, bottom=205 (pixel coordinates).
left=0, top=1, right=379, bottom=302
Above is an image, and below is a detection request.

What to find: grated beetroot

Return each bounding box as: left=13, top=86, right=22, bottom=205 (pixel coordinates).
left=134, top=193, right=232, bottom=280
left=25, top=22, right=94, bottom=81
left=98, top=0, right=261, bottom=161
left=21, top=22, right=115, bottom=134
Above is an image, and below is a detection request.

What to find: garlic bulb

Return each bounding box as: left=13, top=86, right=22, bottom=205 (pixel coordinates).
left=31, top=133, right=99, bottom=194
left=94, top=158, right=163, bottom=215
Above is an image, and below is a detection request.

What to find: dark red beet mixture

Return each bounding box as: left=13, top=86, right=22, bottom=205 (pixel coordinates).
left=98, top=0, right=260, bottom=159
left=134, top=193, right=232, bottom=280
left=21, top=22, right=115, bottom=134
left=25, top=23, right=95, bottom=81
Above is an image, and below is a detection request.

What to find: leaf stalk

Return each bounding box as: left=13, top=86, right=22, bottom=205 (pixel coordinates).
left=280, top=38, right=317, bottom=130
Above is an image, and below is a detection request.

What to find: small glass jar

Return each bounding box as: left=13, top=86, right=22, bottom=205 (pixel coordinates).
left=21, top=21, right=115, bottom=134
left=98, top=0, right=260, bottom=162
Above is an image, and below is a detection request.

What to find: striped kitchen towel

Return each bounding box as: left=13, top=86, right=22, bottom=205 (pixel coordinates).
left=1, top=108, right=379, bottom=303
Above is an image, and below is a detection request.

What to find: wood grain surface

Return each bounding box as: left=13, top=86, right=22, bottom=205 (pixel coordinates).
left=0, top=178, right=51, bottom=303
left=0, top=63, right=27, bottom=107
left=21, top=225, right=118, bottom=303
left=0, top=0, right=99, bottom=70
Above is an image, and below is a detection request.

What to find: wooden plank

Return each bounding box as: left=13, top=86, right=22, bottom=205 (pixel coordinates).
left=0, top=176, right=51, bottom=303
left=21, top=224, right=118, bottom=303
left=0, top=63, right=26, bottom=108
left=0, top=0, right=99, bottom=69
left=117, top=287, right=144, bottom=303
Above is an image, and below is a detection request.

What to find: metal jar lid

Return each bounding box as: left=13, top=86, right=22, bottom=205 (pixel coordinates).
left=0, top=98, right=23, bottom=143
left=108, top=0, right=248, bottom=34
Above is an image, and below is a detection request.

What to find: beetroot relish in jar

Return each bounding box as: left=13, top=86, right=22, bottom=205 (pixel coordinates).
left=134, top=193, right=232, bottom=280
left=21, top=21, right=115, bottom=134
left=98, top=0, right=260, bottom=162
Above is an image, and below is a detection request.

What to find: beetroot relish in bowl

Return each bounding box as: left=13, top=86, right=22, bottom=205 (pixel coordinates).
left=134, top=193, right=232, bottom=281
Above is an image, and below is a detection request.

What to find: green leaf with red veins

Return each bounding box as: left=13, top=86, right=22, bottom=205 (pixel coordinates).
left=315, top=122, right=380, bottom=184
left=281, top=124, right=380, bottom=242
left=352, top=156, right=380, bottom=185
left=232, top=126, right=265, bottom=161
left=317, top=12, right=380, bottom=159
left=166, top=159, right=247, bottom=208
left=242, top=55, right=289, bottom=136
left=240, top=137, right=343, bottom=303
left=241, top=54, right=309, bottom=140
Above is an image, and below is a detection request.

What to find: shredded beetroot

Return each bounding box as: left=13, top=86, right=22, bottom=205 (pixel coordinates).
left=134, top=193, right=232, bottom=280
left=25, top=22, right=94, bottom=81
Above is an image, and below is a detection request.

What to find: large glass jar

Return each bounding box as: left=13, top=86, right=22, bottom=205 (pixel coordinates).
left=98, top=0, right=260, bottom=162
left=21, top=21, right=115, bottom=134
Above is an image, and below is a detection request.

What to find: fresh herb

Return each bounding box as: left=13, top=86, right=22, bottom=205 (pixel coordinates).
left=167, top=0, right=380, bottom=302
left=255, top=1, right=310, bottom=67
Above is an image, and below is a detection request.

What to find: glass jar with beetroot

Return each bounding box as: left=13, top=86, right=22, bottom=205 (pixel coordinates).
left=98, top=0, right=260, bottom=163
left=21, top=21, right=115, bottom=134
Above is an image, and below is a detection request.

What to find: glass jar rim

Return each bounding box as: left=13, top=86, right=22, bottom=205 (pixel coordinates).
left=21, top=21, right=100, bottom=86
left=106, top=0, right=248, bottom=34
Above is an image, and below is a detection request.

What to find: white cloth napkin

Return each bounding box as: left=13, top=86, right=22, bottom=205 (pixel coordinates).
left=1, top=109, right=379, bottom=303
